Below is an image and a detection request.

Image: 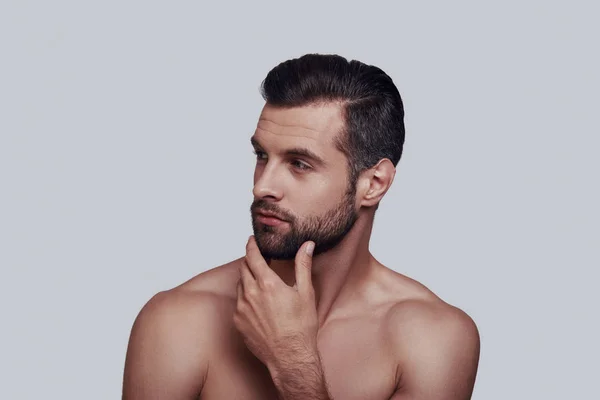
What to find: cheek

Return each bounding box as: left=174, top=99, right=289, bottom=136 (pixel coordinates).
left=298, top=176, right=347, bottom=211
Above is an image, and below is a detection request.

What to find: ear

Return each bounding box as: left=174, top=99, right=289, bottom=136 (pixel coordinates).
left=357, top=159, right=396, bottom=208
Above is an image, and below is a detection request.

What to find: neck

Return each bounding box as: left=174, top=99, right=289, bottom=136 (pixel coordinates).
left=268, top=212, right=377, bottom=329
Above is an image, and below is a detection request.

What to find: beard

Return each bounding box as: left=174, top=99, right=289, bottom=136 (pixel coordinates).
left=250, top=184, right=359, bottom=260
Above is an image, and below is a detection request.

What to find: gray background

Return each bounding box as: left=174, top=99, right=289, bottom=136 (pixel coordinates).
left=1, top=1, right=598, bottom=399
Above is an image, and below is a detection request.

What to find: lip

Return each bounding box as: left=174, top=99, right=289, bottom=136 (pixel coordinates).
left=256, top=209, right=287, bottom=221
left=256, top=215, right=288, bottom=226
left=255, top=209, right=288, bottom=227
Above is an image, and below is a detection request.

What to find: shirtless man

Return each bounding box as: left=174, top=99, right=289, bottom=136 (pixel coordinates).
left=122, top=54, right=480, bottom=399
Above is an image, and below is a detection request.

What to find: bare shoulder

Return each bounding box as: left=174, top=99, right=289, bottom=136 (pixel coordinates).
left=127, top=257, right=243, bottom=352
left=380, top=268, right=480, bottom=399
left=386, top=296, right=480, bottom=356
left=375, top=265, right=478, bottom=334
left=176, top=257, right=243, bottom=299
left=123, top=259, right=242, bottom=399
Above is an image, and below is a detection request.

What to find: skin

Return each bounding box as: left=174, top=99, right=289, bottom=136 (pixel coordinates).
left=122, top=103, right=481, bottom=399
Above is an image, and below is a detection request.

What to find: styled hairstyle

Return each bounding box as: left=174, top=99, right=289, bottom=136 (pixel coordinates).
left=260, top=54, right=405, bottom=187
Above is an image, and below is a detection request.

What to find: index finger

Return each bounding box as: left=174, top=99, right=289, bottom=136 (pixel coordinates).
left=245, top=236, right=278, bottom=282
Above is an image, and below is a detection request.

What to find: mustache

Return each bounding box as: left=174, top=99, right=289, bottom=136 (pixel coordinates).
left=250, top=200, right=295, bottom=222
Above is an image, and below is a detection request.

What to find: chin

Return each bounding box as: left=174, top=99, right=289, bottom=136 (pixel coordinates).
left=254, top=237, right=299, bottom=261
left=257, top=249, right=297, bottom=261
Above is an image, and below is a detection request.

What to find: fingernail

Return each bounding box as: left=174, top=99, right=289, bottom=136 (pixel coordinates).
left=305, top=242, right=315, bottom=256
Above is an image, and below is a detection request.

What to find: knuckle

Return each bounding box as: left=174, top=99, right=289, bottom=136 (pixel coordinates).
left=233, top=312, right=242, bottom=326
left=235, top=300, right=246, bottom=314
left=261, top=279, right=276, bottom=290
left=246, top=286, right=259, bottom=297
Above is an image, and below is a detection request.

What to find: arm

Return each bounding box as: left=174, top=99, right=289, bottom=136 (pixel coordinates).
left=235, top=238, right=334, bottom=399
left=389, top=302, right=480, bottom=400
left=122, top=290, right=214, bottom=400
left=266, top=337, right=333, bottom=400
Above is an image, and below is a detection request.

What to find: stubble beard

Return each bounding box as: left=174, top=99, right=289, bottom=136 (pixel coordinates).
left=250, top=185, right=359, bottom=260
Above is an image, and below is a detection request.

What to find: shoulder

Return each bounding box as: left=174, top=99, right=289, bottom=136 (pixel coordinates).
left=136, top=255, right=243, bottom=323
left=131, top=257, right=244, bottom=345
left=132, top=286, right=231, bottom=342
left=375, top=264, right=479, bottom=348
left=177, top=257, right=243, bottom=299
left=387, top=298, right=479, bottom=343
left=123, top=259, right=242, bottom=398
left=385, top=298, right=480, bottom=397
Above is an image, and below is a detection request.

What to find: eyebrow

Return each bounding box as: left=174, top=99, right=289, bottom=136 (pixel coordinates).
left=250, top=136, right=328, bottom=167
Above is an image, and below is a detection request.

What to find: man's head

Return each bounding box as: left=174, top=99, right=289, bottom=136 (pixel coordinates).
left=250, top=54, right=405, bottom=260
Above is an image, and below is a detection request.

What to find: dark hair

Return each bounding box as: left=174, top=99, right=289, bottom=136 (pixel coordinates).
left=260, top=54, right=405, bottom=187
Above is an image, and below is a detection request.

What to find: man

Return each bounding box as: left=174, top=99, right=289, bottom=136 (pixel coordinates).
left=123, top=54, right=480, bottom=399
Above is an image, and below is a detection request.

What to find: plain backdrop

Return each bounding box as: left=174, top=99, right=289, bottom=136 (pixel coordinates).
left=1, top=1, right=598, bottom=399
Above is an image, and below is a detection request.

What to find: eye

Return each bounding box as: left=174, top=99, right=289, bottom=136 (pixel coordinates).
left=253, top=149, right=267, bottom=161
left=291, top=159, right=311, bottom=171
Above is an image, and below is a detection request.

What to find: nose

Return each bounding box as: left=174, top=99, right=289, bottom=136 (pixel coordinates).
left=252, top=163, right=284, bottom=201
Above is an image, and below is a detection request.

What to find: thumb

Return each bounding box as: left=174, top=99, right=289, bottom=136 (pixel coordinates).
left=294, top=241, right=314, bottom=293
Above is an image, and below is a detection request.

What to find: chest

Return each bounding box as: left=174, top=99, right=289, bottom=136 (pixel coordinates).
left=200, top=317, right=398, bottom=400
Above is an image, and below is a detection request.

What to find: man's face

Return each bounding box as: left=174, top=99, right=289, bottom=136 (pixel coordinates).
left=250, top=103, right=359, bottom=260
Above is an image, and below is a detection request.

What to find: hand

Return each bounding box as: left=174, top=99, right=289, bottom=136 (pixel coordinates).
left=234, top=236, right=318, bottom=370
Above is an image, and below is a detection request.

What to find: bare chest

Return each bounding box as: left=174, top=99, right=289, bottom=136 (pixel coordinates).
left=200, top=316, right=398, bottom=400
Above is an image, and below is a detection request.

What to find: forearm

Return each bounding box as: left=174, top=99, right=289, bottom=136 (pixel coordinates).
left=267, top=348, right=334, bottom=400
